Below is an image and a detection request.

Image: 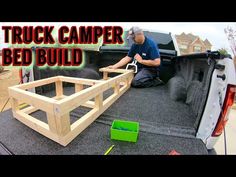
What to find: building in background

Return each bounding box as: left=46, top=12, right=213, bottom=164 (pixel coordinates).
left=175, top=32, right=212, bottom=55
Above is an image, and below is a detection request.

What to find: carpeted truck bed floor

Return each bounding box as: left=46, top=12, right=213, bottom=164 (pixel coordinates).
left=0, top=86, right=208, bottom=154
left=39, top=86, right=197, bottom=137
left=43, top=86, right=196, bottom=127
left=0, top=110, right=207, bottom=155
left=102, top=85, right=196, bottom=127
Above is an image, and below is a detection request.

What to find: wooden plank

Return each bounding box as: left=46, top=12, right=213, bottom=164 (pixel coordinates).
left=120, top=81, right=126, bottom=86
left=60, top=84, right=130, bottom=146
left=8, top=87, right=56, bottom=114
left=53, top=95, right=67, bottom=101
left=95, top=93, right=103, bottom=109
left=10, top=68, right=134, bottom=146
left=55, top=113, right=71, bottom=136
left=46, top=112, right=71, bottom=136
left=103, top=83, right=130, bottom=110
left=54, top=95, right=94, bottom=108
left=14, top=76, right=59, bottom=90
left=10, top=98, right=19, bottom=114
left=46, top=112, right=58, bottom=134
left=56, top=71, right=133, bottom=114
left=99, top=67, right=130, bottom=73
left=59, top=76, right=103, bottom=86
left=128, top=75, right=133, bottom=85
left=114, top=82, right=120, bottom=94
left=55, top=81, right=63, bottom=97
left=75, top=84, right=83, bottom=92
left=105, top=70, right=133, bottom=88
left=81, top=100, right=95, bottom=108
left=103, top=72, right=108, bottom=80
left=14, top=111, right=60, bottom=144
left=21, top=106, right=38, bottom=114
left=55, top=82, right=105, bottom=115
left=15, top=111, right=49, bottom=130
left=60, top=108, right=99, bottom=146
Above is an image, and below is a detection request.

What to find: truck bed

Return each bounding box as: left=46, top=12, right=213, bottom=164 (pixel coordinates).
left=0, top=86, right=208, bottom=155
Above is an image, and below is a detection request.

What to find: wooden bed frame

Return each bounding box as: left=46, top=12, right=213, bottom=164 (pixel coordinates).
left=8, top=68, right=134, bottom=146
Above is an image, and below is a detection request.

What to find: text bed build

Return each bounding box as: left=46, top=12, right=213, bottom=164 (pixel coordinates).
left=1, top=26, right=124, bottom=67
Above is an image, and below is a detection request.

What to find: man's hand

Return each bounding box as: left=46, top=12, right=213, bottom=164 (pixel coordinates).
left=134, top=54, right=143, bottom=64
left=106, top=56, right=132, bottom=70
left=107, top=65, right=117, bottom=69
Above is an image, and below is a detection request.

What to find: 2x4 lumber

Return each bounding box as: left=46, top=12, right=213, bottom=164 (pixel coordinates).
left=16, top=111, right=49, bottom=130
left=103, top=82, right=130, bottom=110
left=9, top=69, right=133, bottom=146
left=60, top=83, right=130, bottom=146
left=21, top=105, right=38, bottom=114
left=103, top=72, right=108, bottom=80
left=52, top=95, right=94, bottom=108
left=105, top=70, right=133, bottom=85
left=114, top=81, right=120, bottom=94
left=14, top=110, right=60, bottom=143
left=75, top=84, right=83, bottom=92
left=53, top=95, right=67, bottom=101
left=55, top=81, right=105, bottom=115
left=55, top=113, right=71, bottom=136
left=14, top=76, right=60, bottom=90
left=82, top=100, right=95, bottom=108
left=46, top=112, right=71, bottom=136
left=60, top=108, right=98, bottom=146
left=8, top=87, right=56, bottom=114
left=59, top=76, right=102, bottom=86
left=55, top=81, right=63, bottom=97
left=46, top=112, right=58, bottom=134
left=56, top=71, right=133, bottom=114
left=120, top=81, right=126, bottom=86
left=10, top=98, right=19, bottom=114
left=95, top=93, right=103, bottom=109
left=59, top=74, right=132, bottom=146
left=99, top=68, right=130, bottom=74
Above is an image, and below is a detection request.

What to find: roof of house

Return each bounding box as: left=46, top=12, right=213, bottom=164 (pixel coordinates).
left=175, top=33, right=212, bottom=47
left=203, top=39, right=212, bottom=46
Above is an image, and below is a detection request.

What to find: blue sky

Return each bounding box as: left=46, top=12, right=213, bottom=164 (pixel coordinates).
left=1, top=22, right=235, bottom=55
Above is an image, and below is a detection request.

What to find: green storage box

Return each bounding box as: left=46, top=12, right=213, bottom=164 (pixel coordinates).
left=110, top=120, right=139, bottom=142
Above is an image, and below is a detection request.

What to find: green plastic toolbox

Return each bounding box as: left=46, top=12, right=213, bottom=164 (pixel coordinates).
left=110, top=120, right=139, bottom=142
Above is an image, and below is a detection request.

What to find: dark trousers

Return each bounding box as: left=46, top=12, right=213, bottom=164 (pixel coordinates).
left=131, top=68, right=159, bottom=88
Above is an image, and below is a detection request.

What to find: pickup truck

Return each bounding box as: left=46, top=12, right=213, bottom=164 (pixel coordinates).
left=0, top=30, right=235, bottom=155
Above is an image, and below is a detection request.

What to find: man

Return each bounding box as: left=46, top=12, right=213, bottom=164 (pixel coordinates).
left=108, top=26, right=163, bottom=88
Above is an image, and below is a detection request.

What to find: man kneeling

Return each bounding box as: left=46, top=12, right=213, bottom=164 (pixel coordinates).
left=107, top=26, right=163, bottom=88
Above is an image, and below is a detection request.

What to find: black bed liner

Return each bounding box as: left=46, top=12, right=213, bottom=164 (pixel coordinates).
left=0, top=142, right=13, bottom=155
left=0, top=110, right=208, bottom=155
left=0, top=86, right=208, bottom=155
